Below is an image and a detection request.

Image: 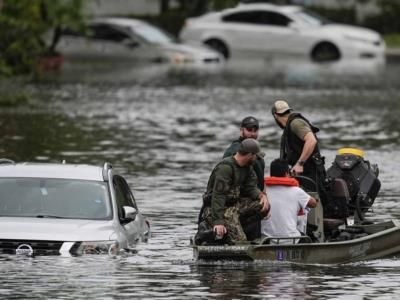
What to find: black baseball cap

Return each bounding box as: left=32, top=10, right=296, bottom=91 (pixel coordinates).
left=240, top=116, right=259, bottom=129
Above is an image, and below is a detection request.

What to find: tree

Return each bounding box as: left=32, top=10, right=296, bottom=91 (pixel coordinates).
left=0, top=0, right=86, bottom=76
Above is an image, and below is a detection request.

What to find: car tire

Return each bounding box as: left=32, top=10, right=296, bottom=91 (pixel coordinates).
left=204, top=39, right=230, bottom=59
left=311, top=42, right=341, bottom=62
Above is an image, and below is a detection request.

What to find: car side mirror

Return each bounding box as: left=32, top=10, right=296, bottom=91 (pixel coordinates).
left=122, top=38, right=139, bottom=48
left=123, top=206, right=138, bottom=221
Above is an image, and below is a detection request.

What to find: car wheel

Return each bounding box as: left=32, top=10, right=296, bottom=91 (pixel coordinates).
left=311, top=42, right=341, bottom=62
left=204, top=39, right=230, bottom=59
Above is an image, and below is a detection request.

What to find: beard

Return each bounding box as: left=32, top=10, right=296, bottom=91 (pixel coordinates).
left=247, top=157, right=257, bottom=166
left=274, top=116, right=285, bottom=129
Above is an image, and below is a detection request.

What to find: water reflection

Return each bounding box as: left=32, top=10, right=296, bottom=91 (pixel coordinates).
left=55, top=54, right=400, bottom=90
left=1, top=56, right=400, bottom=298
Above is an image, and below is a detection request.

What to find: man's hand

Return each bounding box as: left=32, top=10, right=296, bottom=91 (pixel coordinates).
left=213, top=224, right=227, bottom=237
left=259, top=193, right=271, bottom=218
left=291, top=163, right=304, bottom=175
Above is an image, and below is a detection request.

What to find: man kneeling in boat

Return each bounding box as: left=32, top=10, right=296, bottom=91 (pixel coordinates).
left=262, top=158, right=317, bottom=244
left=196, top=138, right=270, bottom=245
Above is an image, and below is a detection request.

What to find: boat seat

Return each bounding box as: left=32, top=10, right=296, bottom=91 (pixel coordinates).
left=332, top=178, right=350, bottom=199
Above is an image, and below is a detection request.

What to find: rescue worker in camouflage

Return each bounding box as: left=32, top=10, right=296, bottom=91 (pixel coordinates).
left=197, top=138, right=270, bottom=244
left=223, top=116, right=265, bottom=191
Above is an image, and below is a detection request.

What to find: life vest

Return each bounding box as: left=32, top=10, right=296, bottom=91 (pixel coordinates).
left=264, top=176, right=299, bottom=187
left=281, top=113, right=320, bottom=166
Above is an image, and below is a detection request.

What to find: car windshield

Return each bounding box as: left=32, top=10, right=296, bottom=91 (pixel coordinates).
left=0, top=178, right=112, bottom=220
left=133, top=23, right=175, bottom=45
left=294, top=9, right=331, bottom=26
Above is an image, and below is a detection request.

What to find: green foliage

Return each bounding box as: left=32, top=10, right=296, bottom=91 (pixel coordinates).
left=384, top=34, right=400, bottom=47
left=308, top=6, right=356, bottom=25
left=0, top=92, right=30, bottom=107
left=0, top=0, right=86, bottom=77
left=136, top=11, right=187, bottom=37
left=363, top=0, right=400, bottom=34
left=211, top=0, right=240, bottom=11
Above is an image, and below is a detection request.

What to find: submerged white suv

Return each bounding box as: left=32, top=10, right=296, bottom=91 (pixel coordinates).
left=0, top=159, right=150, bottom=256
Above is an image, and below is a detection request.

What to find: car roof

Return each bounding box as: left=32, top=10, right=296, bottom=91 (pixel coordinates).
left=0, top=162, right=105, bottom=181
left=230, top=3, right=301, bottom=14
left=90, top=17, right=147, bottom=28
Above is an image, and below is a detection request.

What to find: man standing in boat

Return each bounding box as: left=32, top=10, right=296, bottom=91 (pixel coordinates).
left=271, top=100, right=326, bottom=194
left=262, top=158, right=317, bottom=243
left=223, top=116, right=265, bottom=191
left=196, top=138, right=270, bottom=244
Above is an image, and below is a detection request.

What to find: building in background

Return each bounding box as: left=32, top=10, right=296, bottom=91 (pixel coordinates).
left=85, top=0, right=161, bottom=16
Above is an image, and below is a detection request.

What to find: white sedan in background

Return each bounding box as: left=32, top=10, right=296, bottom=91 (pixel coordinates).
left=180, top=3, right=385, bottom=63
left=57, top=17, right=223, bottom=67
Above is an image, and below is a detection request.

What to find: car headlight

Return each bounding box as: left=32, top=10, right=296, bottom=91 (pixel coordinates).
left=169, top=52, right=195, bottom=64
left=73, top=241, right=120, bottom=255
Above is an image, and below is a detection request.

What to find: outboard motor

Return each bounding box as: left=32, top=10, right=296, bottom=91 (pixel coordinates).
left=326, top=148, right=381, bottom=221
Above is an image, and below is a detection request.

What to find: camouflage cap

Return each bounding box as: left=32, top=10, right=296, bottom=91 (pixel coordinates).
left=239, top=138, right=265, bottom=158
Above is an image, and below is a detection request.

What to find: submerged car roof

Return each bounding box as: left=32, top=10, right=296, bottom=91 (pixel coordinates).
left=197, top=4, right=301, bottom=21
left=90, top=17, right=147, bottom=28
left=0, top=163, right=105, bottom=181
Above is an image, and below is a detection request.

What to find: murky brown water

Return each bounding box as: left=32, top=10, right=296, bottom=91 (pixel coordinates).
left=1, top=58, right=400, bottom=299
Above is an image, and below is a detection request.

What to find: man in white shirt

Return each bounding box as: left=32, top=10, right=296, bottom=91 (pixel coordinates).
left=261, top=158, right=317, bottom=244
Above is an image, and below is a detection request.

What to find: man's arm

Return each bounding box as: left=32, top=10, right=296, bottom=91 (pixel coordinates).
left=242, top=168, right=270, bottom=214
left=306, top=196, right=317, bottom=208
left=292, top=132, right=317, bottom=174
left=211, top=164, right=233, bottom=226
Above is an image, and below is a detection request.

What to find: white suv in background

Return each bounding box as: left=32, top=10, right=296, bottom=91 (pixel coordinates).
left=0, top=159, right=150, bottom=256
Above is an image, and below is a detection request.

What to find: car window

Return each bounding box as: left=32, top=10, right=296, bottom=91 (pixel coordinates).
left=88, top=24, right=131, bottom=42
left=294, top=9, right=331, bottom=26
left=0, top=178, right=112, bottom=220
left=133, top=23, right=175, bottom=45
left=222, top=10, right=291, bottom=27
left=113, top=176, right=137, bottom=219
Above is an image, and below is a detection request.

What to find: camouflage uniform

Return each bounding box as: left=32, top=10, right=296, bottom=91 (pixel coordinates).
left=223, top=137, right=265, bottom=191
left=199, top=156, right=263, bottom=242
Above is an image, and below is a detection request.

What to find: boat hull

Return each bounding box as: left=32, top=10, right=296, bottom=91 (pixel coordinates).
left=193, top=220, right=400, bottom=264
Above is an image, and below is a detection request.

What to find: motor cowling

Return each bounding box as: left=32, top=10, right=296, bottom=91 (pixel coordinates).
left=326, top=148, right=381, bottom=219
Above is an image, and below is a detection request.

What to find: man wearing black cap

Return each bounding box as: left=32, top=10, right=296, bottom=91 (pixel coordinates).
left=223, top=116, right=265, bottom=191
left=196, top=138, right=270, bottom=244
left=271, top=100, right=326, bottom=192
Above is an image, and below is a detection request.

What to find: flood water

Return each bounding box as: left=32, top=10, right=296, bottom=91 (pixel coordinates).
left=1, top=57, right=400, bottom=299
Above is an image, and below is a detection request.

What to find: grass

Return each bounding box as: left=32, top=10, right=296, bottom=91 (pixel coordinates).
left=384, top=34, right=400, bottom=48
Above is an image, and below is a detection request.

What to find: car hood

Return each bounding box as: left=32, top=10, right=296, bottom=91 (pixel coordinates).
left=0, top=217, right=115, bottom=241
left=159, top=43, right=221, bottom=58
left=322, top=24, right=381, bottom=41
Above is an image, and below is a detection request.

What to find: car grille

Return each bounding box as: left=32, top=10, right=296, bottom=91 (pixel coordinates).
left=203, top=58, right=220, bottom=63
left=0, top=239, right=64, bottom=256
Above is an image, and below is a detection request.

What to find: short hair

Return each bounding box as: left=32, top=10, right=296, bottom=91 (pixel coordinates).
left=270, top=158, right=289, bottom=177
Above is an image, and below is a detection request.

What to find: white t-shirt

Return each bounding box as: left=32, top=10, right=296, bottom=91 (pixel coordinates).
left=261, top=185, right=311, bottom=242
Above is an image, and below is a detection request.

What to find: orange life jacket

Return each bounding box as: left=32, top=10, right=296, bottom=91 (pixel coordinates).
left=264, top=176, right=299, bottom=187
